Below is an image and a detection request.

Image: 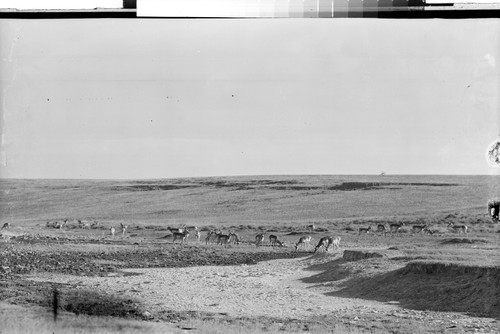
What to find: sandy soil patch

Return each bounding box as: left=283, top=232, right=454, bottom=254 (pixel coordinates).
left=24, top=254, right=500, bottom=333
left=26, top=255, right=398, bottom=319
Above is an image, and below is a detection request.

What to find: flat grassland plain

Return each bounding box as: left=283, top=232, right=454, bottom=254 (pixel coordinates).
left=1, top=175, right=500, bottom=333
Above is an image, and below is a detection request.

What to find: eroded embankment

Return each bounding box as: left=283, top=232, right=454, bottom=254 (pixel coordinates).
left=333, top=260, right=500, bottom=318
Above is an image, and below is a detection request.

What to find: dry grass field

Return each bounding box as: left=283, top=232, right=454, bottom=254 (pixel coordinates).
left=1, top=175, right=500, bottom=333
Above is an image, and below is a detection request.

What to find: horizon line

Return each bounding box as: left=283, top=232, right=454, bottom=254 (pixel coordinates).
left=1, top=173, right=499, bottom=181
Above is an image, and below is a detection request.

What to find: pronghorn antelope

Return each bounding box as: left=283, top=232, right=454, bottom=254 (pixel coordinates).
left=412, top=224, right=427, bottom=234
left=255, top=233, right=265, bottom=247
left=195, top=230, right=201, bottom=242
left=205, top=230, right=222, bottom=244
left=205, top=231, right=216, bottom=244
left=79, top=220, right=91, bottom=229
left=217, top=233, right=231, bottom=247
left=294, top=235, right=312, bottom=251
left=110, top=227, right=116, bottom=236
left=314, top=236, right=332, bottom=253
left=269, top=235, right=285, bottom=247
left=376, top=224, right=387, bottom=235
left=389, top=222, right=404, bottom=234
left=229, top=232, right=240, bottom=245
left=55, top=220, right=67, bottom=229
left=306, top=224, right=315, bottom=232
left=447, top=222, right=468, bottom=234
left=329, top=236, right=341, bottom=250
left=172, top=230, right=190, bottom=244
left=358, top=226, right=371, bottom=235
left=1, top=222, right=10, bottom=230
left=120, top=223, right=128, bottom=237
left=423, top=227, right=434, bottom=235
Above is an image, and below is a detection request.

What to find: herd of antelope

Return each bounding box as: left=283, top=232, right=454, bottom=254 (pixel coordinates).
left=36, top=217, right=470, bottom=252
left=161, top=220, right=470, bottom=252
left=356, top=222, right=469, bottom=236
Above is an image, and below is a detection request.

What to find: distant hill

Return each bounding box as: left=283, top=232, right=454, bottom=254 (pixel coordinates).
left=0, top=175, right=498, bottom=226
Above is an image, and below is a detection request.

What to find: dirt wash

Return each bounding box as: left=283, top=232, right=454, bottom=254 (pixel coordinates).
left=25, top=255, right=499, bottom=333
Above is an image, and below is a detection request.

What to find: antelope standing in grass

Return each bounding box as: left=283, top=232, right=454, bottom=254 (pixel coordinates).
left=358, top=226, right=371, bottom=235
left=389, top=222, right=404, bottom=234
left=195, top=230, right=201, bottom=242
left=205, top=231, right=215, bottom=244
left=172, top=230, right=190, bottom=244
left=376, top=224, right=387, bottom=235
left=55, top=220, right=67, bottom=229
left=329, top=236, right=341, bottom=250
left=447, top=222, right=468, bottom=234
left=255, top=233, right=265, bottom=247
left=314, top=236, right=332, bottom=253
left=269, top=235, right=285, bottom=247
left=120, top=223, right=128, bottom=237
left=1, top=222, right=10, bottom=230
left=412, top=224, right=427, bottom=234
left=217, top=233, right=231, bottom=247
left=229, top=232, right=240, bottom=245
left=110, top=227, right=116, bottom=236
left=294, top=236, right=312, bottom=251
left=306, top=224, right=315, bottom=232
left=79, top=220, right=91, bottom=229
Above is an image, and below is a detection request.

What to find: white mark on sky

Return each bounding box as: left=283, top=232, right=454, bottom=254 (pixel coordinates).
left=485, top=53, right=496, bottom=67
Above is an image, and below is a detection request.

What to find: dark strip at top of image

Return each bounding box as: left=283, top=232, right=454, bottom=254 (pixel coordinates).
left=0, top=0, right=499, bottom=19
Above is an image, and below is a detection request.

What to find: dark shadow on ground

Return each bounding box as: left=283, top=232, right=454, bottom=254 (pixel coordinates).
left=302, top=259, right=500, bottom=319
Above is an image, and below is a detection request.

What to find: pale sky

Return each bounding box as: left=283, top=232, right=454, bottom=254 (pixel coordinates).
left=0, top=18, right=499, bottom=179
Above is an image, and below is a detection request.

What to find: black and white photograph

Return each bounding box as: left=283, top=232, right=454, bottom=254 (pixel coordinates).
left=0, top=0, right=499, bottom=333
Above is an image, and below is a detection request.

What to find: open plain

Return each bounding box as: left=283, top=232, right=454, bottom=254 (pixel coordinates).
left=1, top=175, right=500, bottom=333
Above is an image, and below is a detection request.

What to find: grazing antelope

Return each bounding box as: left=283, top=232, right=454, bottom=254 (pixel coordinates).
left=358, top=226, right=371, bottom=235
left=269, top=235, right=285, bottom=247
left=110, top=227, right=116, bottom=236
left=205, top=231, right=215, bottom=244
left=423, top=227, right=434, bottom=235
left=306, top=224, right=315, bottom=232
left=314, top=236, right=332, bottom=253
left=255, top=233, right=265, bottom=247
left=412, top=224, right=427, bottom=234
left=55, top=220, right=67, bottom=229
left=269, top=235, right=278, bottom=246
left=217, top=233, right=231, bottom=247
left=447, top=222, right=468, bottom=234
left=78, top=220, right=90, bottom=229
left=172, top=230, right=190, bottom=244
left=389, top=222, right=404, bottom=234
left=120, top=223, right=128, bottom=237
left=1, top=222, right=10, bottom=230
left=376, top=224, right=387, bottom=235
left=229, top=232, right=240, bottom=245
left=329, top=236, right=341, bottom=250
left=294, top=236, right=312, bottom=251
